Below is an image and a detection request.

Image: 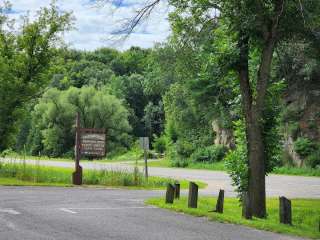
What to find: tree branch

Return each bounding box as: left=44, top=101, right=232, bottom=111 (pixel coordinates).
left=98, top=0, right=161, bottom=38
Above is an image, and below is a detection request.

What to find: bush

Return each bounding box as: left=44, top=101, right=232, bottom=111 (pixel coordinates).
left=294, top=137, right=317, bottom=158
left=153, top=135, right=167, bottom=154
left=0, top=148, right=15, bottom=158
left=175, top=140, right=194, bottom=158
left=224, top=120, right=248, bottom=199
left=225, top=148, right=248, bottom=199
left=170, top=158, right=189, bottom=168
left=166, top=142, right=189, bottom=167
left=190, top=145, right=227, bottom=163
left=306, top=149, right=320, bottom=168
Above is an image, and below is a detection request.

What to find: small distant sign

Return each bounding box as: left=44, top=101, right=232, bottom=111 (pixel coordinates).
left=80, top=128, right=106, bottom=157
left=139, top=137, right=149, bottom=150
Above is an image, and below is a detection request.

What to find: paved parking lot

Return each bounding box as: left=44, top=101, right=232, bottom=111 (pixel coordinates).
left=0, top=186, right=304, bottom=240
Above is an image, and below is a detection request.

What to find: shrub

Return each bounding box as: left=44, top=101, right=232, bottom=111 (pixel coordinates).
left=0, top=148, right=15, bottom=158
left=175, top=140, right=194, bottom=158
left=294, top=137, right=317, bottom=158
left=190, top=145, right=227, bottom=163
left=153, top=135, right=167, bottom=154
left=306, top=149, right=320, bottom=168
left=166, top=142, right=189, bottom=167
left=170, top=158, right=189, bottom=168
left=224, top=120, right=248, bottom=199
left=225, top=147, right=248, bottom=199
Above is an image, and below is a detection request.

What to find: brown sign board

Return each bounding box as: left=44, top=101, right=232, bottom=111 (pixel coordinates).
left=80, top=128, right=106, bottom=157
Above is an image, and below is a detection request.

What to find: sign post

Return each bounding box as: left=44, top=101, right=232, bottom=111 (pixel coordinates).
left=72, top=113, right=106, bottom=185
left=140, top=137, right=149, bottom=180
left=72, top=112, right=82, bottom=185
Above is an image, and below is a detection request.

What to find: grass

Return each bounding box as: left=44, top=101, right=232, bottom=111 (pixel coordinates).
left=143, top=158, right=320, bottom=177
left=0, top=161, right=206, bottom=189
left=147, top=196, right=320, bottom=239
left=141, top=158, right=171, bottom=167
left=2, top=149, right=141, bottom=163
left=140, top=158, right=226, bottom=171
left=107, top=148, right=143, bottom=162
left=3, top=151, right=319, bottom=177
left=2, top=153, right=73, bottom=162
left=0, top=177, right=73, bottom=187
left=272, top=166, right=320, bottom=177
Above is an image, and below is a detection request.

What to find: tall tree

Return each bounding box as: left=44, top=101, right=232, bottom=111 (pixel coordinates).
left=104, top=0, right=320, bottom=218
left=0, top=2, right=72, bottom=150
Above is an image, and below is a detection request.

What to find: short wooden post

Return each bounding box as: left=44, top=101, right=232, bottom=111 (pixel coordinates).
left=188, top=182, right=198, bottom=208
left=242, top=192, right=252, bottom=219
left=215, top=189, right=224, bottom=213
left=72, top=165, right=83, bottom=185
left=174, top=182, right=180, bottom=199
left=279, top=196, right=292, bottom=225
left=165, top=183, right=175, bottom=204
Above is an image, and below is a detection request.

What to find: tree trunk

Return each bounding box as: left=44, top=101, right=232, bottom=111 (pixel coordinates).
left=247, top=111, right=266, bottom=218
left=237, top=32, right=271, bottom=218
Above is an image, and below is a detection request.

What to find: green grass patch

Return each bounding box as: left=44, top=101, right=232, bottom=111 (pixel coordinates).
left=146, top=197, right=320, bottom=239
left=142, top=158, right=171, bottom=168
left=142, top=158, right=320, bottom=177
left=106, top=148, right=142, bottom=162
left=141, top=158, right=226, bottom=171
left=0, top=162, right=205, bottom=189
left=272, top=166, right=320, bottom=177
left=0, top=177, right=73, bottom=187
left=2, top=153, right=73, bottom=162
left=187, top=161, right=226, bottom=171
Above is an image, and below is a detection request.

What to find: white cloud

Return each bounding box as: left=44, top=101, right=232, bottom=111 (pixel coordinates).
left=9, top=0, right=171, bottom=50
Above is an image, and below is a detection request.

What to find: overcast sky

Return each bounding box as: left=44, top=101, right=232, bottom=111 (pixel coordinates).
left=8, top=0, right=171, bottom=50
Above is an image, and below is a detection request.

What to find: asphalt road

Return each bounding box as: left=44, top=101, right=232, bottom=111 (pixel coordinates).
left=0, top=186, right=305, bottom=240
left=1, top=158, right=320, bottom=198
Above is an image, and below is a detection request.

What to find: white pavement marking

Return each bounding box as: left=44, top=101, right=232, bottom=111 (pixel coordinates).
left=60, top=208, right=77, bottom=214
left=59, top=206, right=157, bottom=214
left=71, top=206, right=157, bottom=210
left=0, top=209, right=21, bottom=215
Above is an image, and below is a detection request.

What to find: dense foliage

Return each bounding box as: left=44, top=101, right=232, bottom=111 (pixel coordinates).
left=0, top=3, right=72, bottom=150
left=26, top=87, right=131, bottom=157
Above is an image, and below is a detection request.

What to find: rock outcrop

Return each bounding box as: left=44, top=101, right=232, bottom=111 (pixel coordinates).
left=282, top=76, right=320, bottom=166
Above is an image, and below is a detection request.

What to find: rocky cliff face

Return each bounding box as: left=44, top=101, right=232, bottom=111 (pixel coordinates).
left=212, top=120, right=235, bottom=149
left=282, top=75, right=320, bottom=166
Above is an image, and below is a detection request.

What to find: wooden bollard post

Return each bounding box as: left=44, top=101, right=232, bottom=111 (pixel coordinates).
left=188, top=182, right=198, bottom=208
left=174, top=182, right=180, bottom=199
left=215, top=189, right=224, bottom=213
left=279, top=196, right=292, bottom=225
left=72, top=166, right=83, bottom=185
left=165, top=183, right=175, bottom=204
left=242, top=192, right=252, bottom=219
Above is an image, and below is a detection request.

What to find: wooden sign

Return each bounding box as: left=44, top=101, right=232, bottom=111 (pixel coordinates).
left=80, top=128, right=106, bottom=157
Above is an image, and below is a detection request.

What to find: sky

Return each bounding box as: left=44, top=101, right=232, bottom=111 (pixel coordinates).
left=8, top=0, right=171, bottom=51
